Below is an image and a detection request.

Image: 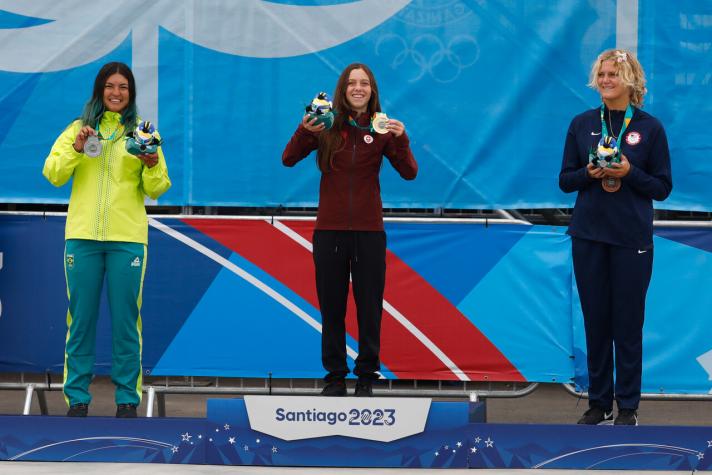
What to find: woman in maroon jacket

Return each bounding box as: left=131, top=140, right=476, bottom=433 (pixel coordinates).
left=282, top=63, right=418, bottom=397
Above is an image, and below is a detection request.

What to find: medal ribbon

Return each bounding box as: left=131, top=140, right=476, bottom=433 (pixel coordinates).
left=348, top=114, right=375, bottom=132
left=600, top=103, right=633, bottom=142
left=95, top=116, right=123, bottom=142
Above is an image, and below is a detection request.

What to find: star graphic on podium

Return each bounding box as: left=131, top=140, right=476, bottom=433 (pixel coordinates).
left=181, top=432, right=192, bottom=442
left=474, top=436, right=481, bottom=444
left=485, top=437, right=494, bottom=447
left=470, top=447, right=477, bottom=454
left=224, top=424, right=230, bottom=430
left=228, top=437, right=236, bottom=445
left=272, top=446, right=278, bottom=453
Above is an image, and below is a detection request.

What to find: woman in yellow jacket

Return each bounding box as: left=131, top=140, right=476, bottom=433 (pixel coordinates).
left=43, top=62, right=171, bottom=418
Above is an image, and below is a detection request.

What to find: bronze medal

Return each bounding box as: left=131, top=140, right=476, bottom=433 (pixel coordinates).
left=602, top=177, right=621, bottom=192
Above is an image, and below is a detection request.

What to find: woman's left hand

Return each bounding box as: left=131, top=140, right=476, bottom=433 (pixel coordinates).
left=603, top=154, right=631, bottom=178
left=137, top=153, right=159, bottom=168
left=387, top=118, right=405, bottom=137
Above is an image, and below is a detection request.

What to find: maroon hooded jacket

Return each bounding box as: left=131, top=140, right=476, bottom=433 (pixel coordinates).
left=282, top=115, right=418, bottom=231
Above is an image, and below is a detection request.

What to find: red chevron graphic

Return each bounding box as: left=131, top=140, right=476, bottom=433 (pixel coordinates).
left=183, top=218, right=318, bottom=309
left=383, top=250, right=524, bottom=381
left=182, top=218, right=523, bottom=381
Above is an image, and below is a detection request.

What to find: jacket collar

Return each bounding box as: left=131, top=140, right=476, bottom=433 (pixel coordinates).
left=101, top=111, right=123, bottom=126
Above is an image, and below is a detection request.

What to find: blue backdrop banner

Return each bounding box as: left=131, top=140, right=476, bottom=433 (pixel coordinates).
left=0, top=1, right=710, bottom=209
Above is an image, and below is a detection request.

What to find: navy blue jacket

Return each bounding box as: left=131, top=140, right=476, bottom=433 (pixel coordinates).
left=559, top=106, right=672, bottom=249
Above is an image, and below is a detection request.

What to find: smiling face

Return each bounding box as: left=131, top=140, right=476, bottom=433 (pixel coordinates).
left=102, top=73, right=130, bottom=113
left=345, top=68, right=372, bottom=114
left=597, top=60, right=630, bottom=109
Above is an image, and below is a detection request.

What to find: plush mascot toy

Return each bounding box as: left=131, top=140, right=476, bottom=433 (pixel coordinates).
left=590, top=135, right=620, bottom=168
left=305, top=92, right=334, bottom=129
left=126, top=121, right=162, bottom=156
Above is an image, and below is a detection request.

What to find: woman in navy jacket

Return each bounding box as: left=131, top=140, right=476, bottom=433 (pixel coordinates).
left=282, top=63, right=417, bottom=397
left=559, top=49, right=672, bottom=425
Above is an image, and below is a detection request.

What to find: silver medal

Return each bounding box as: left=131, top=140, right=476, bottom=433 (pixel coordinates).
left=84, top=135, right=102, bottom=158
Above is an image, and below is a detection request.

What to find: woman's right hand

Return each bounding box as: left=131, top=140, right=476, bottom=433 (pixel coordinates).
left=587, top=162, right=606, bottom=179
left=73, top=126, right=97, bottom=153
left=302, top=114, right=326, bottom=133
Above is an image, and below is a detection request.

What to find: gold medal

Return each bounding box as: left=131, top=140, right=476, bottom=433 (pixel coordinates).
left=602, top=177, right=621, bottom=192
left=372, top=112, right=389, bottom=134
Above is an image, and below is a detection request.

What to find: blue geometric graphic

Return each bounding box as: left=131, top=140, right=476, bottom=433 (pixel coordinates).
left=468, top=423, right=712, bottom=471
left=385, top=222, right=527, bottom=305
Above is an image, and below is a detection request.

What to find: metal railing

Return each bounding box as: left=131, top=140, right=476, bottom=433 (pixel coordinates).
left=4, top=376, right=712, bottom=417
left=143, top=378, right=539, bottom=417
left=0, top=376, right=538, bottom=417
left=562, top=383, right=712, bottom=402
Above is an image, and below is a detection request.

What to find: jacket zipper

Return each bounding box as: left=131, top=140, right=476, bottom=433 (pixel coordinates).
left=349, top=129, right=356, bottom=230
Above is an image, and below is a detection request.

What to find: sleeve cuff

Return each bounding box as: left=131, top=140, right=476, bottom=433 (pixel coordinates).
left=295, top=124, right=318, bottom=138
left=142, top=163, right=163, bottom=176
left=70, top=147, right=84, bottom=159
left=582, top=167, right=594, bottom=182
left=394, top=131, right=410, bottom=147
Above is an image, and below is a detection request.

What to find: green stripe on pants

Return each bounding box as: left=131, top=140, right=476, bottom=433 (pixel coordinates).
left=63, top=239, right=146, bottom=407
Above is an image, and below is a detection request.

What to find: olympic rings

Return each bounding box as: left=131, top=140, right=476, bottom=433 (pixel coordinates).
left=376, top=33, right=480, bottom=83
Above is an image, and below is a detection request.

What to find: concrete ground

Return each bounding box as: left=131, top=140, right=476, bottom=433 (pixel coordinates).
left=1, top=375, right=711, bottom=425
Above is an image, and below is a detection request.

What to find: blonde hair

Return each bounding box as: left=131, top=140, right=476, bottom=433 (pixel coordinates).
left=588, top=49, right=647, bottom=107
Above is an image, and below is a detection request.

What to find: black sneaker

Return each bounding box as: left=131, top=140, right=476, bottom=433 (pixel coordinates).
left=354, top=380, right=373, bottom=397
left=577, top=406, right=613, bottom=425
left=116, top=403, right=138, bottom=418
left=67, top=403, right=89, bottom=417
left=320, top=379, right=347, bottom=396
left=614, top=409, right=638, bottom=426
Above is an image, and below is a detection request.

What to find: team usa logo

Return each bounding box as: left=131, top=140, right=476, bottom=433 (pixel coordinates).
left=626, top=131, right=641, bottom=145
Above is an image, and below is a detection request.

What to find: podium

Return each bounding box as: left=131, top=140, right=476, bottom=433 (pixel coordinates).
left=205, top=396, right=482, bottom=468
left=1, top=397, right=711, bottom=470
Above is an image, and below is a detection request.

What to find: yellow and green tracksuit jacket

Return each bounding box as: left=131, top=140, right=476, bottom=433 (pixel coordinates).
left=43, top=111, right=171, bottom=244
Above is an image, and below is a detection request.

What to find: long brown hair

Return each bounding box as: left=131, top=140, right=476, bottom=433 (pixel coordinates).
left=317, top=63, right=381, bottom=172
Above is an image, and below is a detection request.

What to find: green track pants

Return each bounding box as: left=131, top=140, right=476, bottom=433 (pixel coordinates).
left=63, top=239, right=146, bottom=407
